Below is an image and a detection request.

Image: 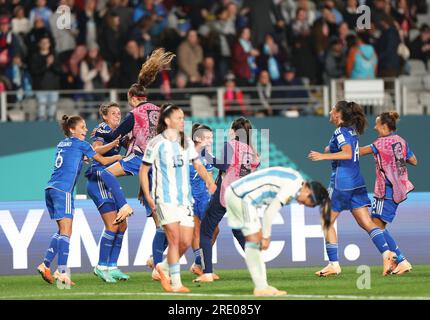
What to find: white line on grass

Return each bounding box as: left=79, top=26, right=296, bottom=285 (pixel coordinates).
left=1, top=292, right=429, bottom=300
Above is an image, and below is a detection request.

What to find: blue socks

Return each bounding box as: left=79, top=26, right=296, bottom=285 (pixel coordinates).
left=43, top=232, right=59, bottom=268
left=368, top=228, right=389, bottom=254
left=152, top=227, right=168, bottom=267
left=98, top=230, right=115, bottom=266
left=108, top=232, right=124, bottom=267
left=58, top=234, right=70, bottom=273
left=194, top=248, right=202, bottom=266
left=383, top=229, right=405, bottom=263
left=100, top=170, right=127, bottom=209
left=326, top=243, right=339, bottom=262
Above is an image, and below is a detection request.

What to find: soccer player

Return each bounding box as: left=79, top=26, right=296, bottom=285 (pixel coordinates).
left=139, top=104, right=217, bottom=293
left=360, top=112, right=417, bottom=275
left=308, top=101, right=392, bottom=276
left=194, top=117, right=260, bottom=283
left=225, top=167, right=331, bottom=296
left=37, top=115, right=122, bottom=285
left=86, top=103, right=130, bottom=282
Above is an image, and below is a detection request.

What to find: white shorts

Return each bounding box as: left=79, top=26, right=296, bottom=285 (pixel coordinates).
left=225, top=186, right=261, bottom=237
left=156, top=203, right=195, bottom=228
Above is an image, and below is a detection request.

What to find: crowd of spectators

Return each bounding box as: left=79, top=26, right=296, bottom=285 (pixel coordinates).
left=0, top=0, right=429, bottom=119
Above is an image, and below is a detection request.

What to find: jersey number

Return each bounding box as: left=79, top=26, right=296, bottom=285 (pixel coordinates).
left=55, top=149, right=64, bottom=168
left=172, top=155, right=184, bottom=168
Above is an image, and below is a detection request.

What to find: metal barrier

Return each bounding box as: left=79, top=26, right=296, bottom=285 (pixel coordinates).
left=0, top=84, right=330, bottom=122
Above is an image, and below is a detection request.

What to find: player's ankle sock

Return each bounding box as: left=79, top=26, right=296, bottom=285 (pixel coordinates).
left=158, top=259, right=169, bottom=273
left=383, top=229, right=405, bottom=263
left=245, top=242, right=268, bottom=290
left=100, top=170, right=127, bottom=208
left=193, top=248, right=202, bottom=266
left=43, top=231, right=60, bottom=268
left=152, top=227, right=167, bottom=266
left=98, top=230, right=115, bottom=267
left=169, top=263, right=182, bottom=288
left=58, top=235, right=70, bottom=273
left=326, top=243, right=339, bottom=263
left=108, top=231, right=124, bottom=267
left=368, top=228, right=389, bottom=254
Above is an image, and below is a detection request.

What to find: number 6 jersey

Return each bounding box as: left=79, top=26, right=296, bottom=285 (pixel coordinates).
left=143, top=133, right=199, bottom=206
left=46, top=137, right=96, bottom=193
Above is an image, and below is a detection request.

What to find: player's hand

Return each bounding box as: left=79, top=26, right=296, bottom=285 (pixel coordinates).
left=111, top=136, right=121, bottom=148
left=308, top=150, right=326, bottom=161
left=113, top=154, right=123, bottom=162
left=90, top=127, right=97, bottom=138
left=207, top=181, right=217, bottom=194
left=83, top=156, right=90, bottom=164
left=261, top=237, right=271, bottom=250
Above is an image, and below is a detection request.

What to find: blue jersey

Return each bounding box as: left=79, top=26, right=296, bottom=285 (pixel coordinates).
left=46, top=137, right=96, bottom=193
left=85, top=122, right=121, bottom=176
left=329, top=126, right=365, bottom=191
left=190, top=148, right=213, bottom=198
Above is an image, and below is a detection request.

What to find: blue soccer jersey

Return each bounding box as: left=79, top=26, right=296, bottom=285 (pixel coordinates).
left=46, top=137, right=96, bottom=193
left=329, top=126, right=366, bottom=191
left=190, top=148, right=213, bottom=197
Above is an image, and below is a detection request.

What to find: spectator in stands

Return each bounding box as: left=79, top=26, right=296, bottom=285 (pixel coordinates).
left=130, top=15, right=153, bottom=59
left=392, top=0, right=417, bottom=37
left=375, top=16, right=401, bottom=77
left=372, top=0, right=392, bottom=29
left=346, top=33, right=378, bottom=79
left=118, top=40, right=144, bottom=89
left=231, top=26, right=259, bottom=85
left=223, top=72, right=248, bottom=116
left=50, top=0, right=78, bottom=63
left=337, top=22, right=349, bottom=50
left=280, top=63, right=309, bottom=116
left=25, top=15, right=54, bottom=55
left=63, top=44, right=87, bottom=90
left=342, top=0, right=359, bottom=30
left=324, top=37, right=346, bottom=84
left=12, top=6, right=31, bottom=37
left=409, top=23, right=430, bottom=66
left=315, top=0, right=344, bottom=25
left=5, top=54, right=33, bottom=102
left=313, top=6, right=337, bottom=61
left=171, top=72, right=191, bottom=108
left=200, top=56, right=221, bottom=87
left=80, top=43, right=109, bottom=91
left=29, top=0, right=52, bottom=30
left=291, top=8, right=311, bottom=39
left=29, top=35, right=62, bottom=121
left=76, top=0, right=101, bottom=47
left=99, top=12, right=124, bottom=66
left=133, top=0, right=167, bottom=38
left=257, top=33, right=285, bottom=85
left=113, top=0, right=134, bottom=36
left=256, top=70, right=274, bottom=116
left=177, top=29, right=203, bottom=86
left=0, top=15, right=23, bottom=74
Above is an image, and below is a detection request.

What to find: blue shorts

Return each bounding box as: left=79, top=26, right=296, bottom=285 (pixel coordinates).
left=371, top=198, right=398, bottom=223
left=329, top=186, right=371, bottom=213
left=86, top=171, right=117, bottom=214
left=45, top=188, right=74, bottom=220
left=120, top=152, right=143, bottom=176
left=193, top=192, right=210, bottom=220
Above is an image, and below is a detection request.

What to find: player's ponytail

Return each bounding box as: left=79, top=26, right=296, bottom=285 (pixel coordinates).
left=309, top=181, right=332, bottom=234
left=61, top=114, right=84, bottom=137
left=335, top=101, right=367, bottom=135
left=128, top=48, right=175, bottom=101
left=379, top=111, right=400, bottom=132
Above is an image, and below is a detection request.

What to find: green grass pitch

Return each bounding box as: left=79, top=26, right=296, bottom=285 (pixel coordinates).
left=1, top=265, right=430, bottom=300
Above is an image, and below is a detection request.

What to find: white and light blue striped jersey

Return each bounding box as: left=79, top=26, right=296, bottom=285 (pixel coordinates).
left=143, top=133, right=199, bottom=206
left=229, top=167, right=304, bottom=207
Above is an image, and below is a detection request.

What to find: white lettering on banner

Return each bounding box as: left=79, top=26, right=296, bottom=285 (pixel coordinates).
left=0, top=209, right=44, bottom=269
left=290, top=203, right=337, bottom=262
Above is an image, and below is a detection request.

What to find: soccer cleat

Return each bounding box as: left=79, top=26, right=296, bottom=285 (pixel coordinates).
left=170, top=286, right=190, bottom=293
left=37, top=263, right=54, bottom=284
left=156, top=264, right=172, bottom=292
left=254, top=286, right=287, bottom=297
left=109, top=268, right=130, bottom=281
left=53, top=270, right=75, bottom=286
left=212, top=273, right=220, bottom=281
left=94, top=266, right=117, bottom=283
left=382, top=255, right=393, bottom=276
left=192, top=273, right=214, bottom=283
left=114, top=204, right=133, bottom=224
left=189, top=263, right=203, bottom=276
left=315, top=263, right=341, bottom=277
left=147, top=256, right=154, bottom=269
left=392, top=260, right=412, bottom=275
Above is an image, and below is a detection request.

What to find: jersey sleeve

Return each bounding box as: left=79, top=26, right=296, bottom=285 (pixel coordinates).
left=79, top=140, right=97, bottom=159
left=142, top=138, right=158, bottom=165
left=275, top=178, right=303, bottom=206
left=335, top=127, right=352, bottom=149
left=92, top=126, right=105, bottom=143
left=370, top=143, right=379, bottom=155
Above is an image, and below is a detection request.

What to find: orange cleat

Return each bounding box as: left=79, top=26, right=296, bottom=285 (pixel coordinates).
left=171, top=286, right=191, bottom=293
left=212, top=273, right=220, bottom=281
left=254, top=286, right=287, bottom=297
left=392, top=260, right=412, bottom=275
left=147, top=256, right=154, bottom=269
left=53, top=270, right=75, bottom=286
left=189, top=263, right=203, bottom=276
left=315, top=263, right=341, bottom=277
left=37, top=263, right=54, bottom=284
left=382, top=255, right=393, bottom=276
left=156, top=264, right=172, bottom=292
left=192, top=273, right=214, bottom=283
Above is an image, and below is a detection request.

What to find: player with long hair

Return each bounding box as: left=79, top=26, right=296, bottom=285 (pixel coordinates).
left=360, top=112, right=417, bottom=275
left=85, top=103, right=129, bottom=282
left=140, top=104, right=216, bottom=293
left=308, top=101, right=391, bottom=276
left=225, top=167, right=331, bottom=296
left=37, top=115, right=122, bottom=286
left=193, top=117, right=260, bottom=283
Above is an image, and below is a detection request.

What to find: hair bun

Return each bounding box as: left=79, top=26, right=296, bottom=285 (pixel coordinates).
left=62, top=115, right=69, bottom=121
left=389, top=111, right=400, bottom=121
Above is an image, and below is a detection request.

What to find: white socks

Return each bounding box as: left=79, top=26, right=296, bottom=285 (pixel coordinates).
left=244, top=242, right=268, bottom=290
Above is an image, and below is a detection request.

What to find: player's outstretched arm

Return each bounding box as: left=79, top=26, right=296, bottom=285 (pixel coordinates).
left=407, top=154, right=418, bottom=166
left=92, top=153, right=122, bottom=166
left=92, top=136, right=121, bottom=155
left=359, top=145, right=373, bottom=156
left=192, top=158, right=216, bottom=194
left=308, top=144, right=352, bottom=161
